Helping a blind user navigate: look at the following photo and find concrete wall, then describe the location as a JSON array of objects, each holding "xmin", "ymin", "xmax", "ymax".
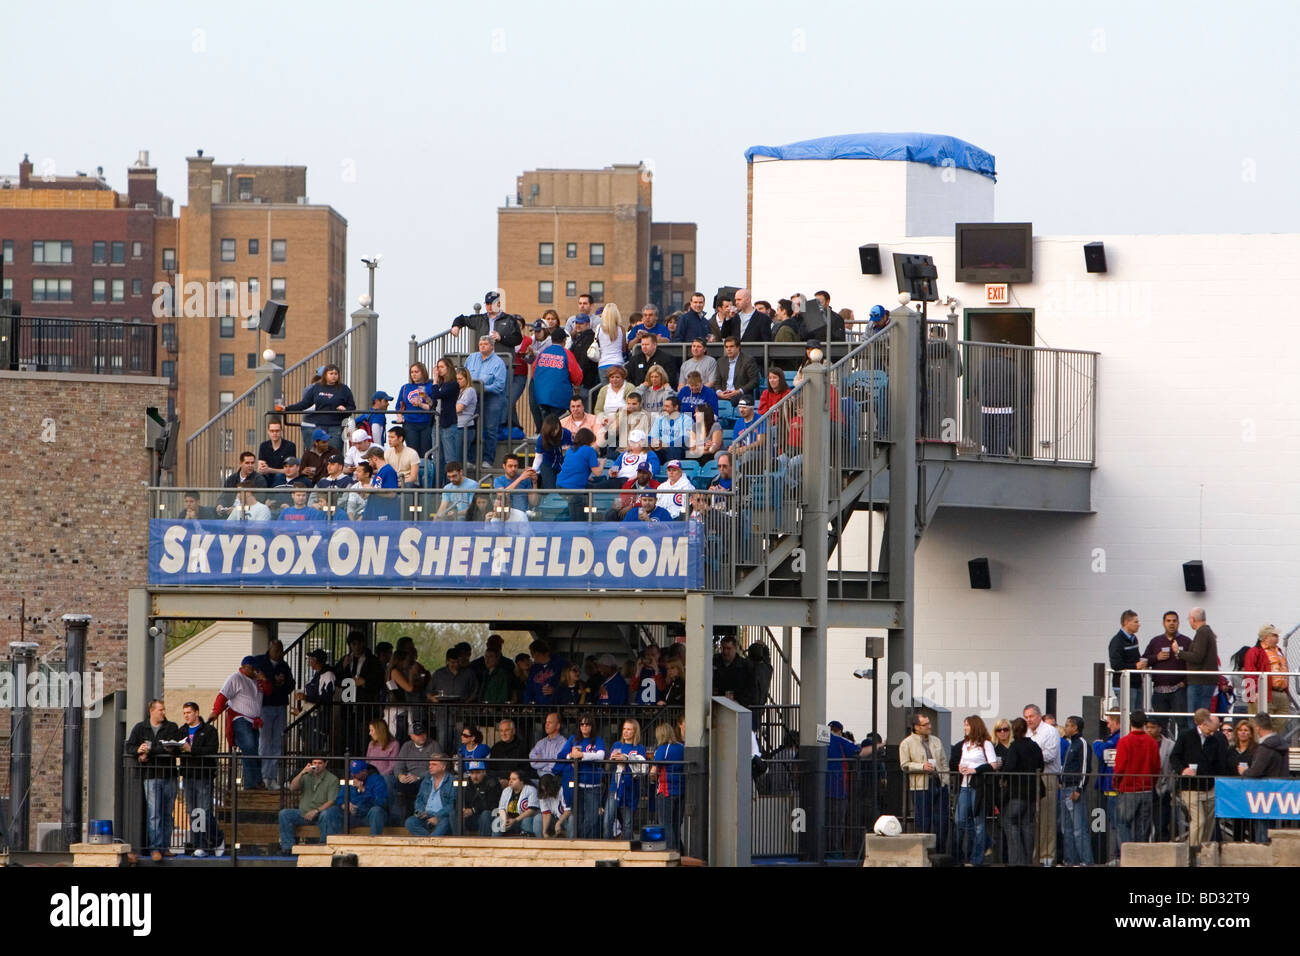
[{"xmin": 750, "ymin": 155, "xmax": 1300, "ymax": 744}]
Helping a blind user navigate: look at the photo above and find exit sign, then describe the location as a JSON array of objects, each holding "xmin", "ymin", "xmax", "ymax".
[{"xmin": 985, "ymin": 283, "xmax": 1009, "ymax": 305}]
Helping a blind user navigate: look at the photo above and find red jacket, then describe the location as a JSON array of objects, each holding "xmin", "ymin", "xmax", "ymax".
[{"xmin": 1113, "ymin": 729, "xmax": 1161, "ymax": 792}]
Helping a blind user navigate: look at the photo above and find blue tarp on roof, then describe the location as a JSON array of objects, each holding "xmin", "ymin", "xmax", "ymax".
[{"xmin": 744, "ymin": 132, "xmax": 996, "ymax": 181}]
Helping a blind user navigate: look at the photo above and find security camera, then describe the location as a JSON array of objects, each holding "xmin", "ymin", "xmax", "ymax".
[
  {"xmin": 148, "ymin": 625, "xmax": 162, "ymax": 639},
  {"xmin": 853, "ymin": 667, "xmax": 874, "ymax": 679}
]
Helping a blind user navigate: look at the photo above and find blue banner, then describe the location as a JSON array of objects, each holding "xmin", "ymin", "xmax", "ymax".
[
  {"xmin": 149, "ymin": 519, "xmax": 702, "ymax": 590},
  {"xmin": 1214, "ymin": 778, "xmax": 1300, "ymax": 820}
]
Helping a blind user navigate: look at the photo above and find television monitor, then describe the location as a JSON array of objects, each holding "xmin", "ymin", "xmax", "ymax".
[
  {"xmin": 955, "ymin": 222, "xmax": 1033, "ymax": 284},
  {"xmin": 892, "ymin": 253, "xmax": 940, "ymax": 302}
]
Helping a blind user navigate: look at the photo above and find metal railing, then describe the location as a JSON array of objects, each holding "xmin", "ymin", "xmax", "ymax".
[
  {"xmin": 928, "ymin": 336, "xmax": 1097, "ymax": 465},
  {"xmin": 2, "ymin": 315, "xmax": 157, "ymax": 375},
  {"xmin": 280, "ymin": 325, "xmax": 362, "ymax": 416},
  {"xmin": 184, "ymin": 376, "xmax": 275, "ymax": 486},
  {"xmin": 1110, "ymin": 667, "xmax": 1300, "ymax": 744}
]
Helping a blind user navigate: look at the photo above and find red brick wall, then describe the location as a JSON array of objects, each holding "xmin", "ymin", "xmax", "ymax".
[{"xmin": 0, "ymin": 371, "xmax": 166, "ymax": 843}]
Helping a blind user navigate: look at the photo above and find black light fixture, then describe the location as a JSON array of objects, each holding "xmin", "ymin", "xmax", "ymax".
[{"xmin": 1084, "ymin": 241, "xmax": 1107, "ymax": 274}]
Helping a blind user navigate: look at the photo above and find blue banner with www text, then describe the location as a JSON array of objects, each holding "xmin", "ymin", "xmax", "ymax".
[
  {"xmin": 1214, "ymin": 778, "xmax": 1300, "ymax": 820},
  {"xmin": 149, "ymin": 520, "xmax": 702, "ymax": 590}
]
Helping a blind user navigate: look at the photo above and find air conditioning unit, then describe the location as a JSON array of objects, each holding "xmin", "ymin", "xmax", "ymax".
[{"xmin": 36, "ymin": 821, "xmax": 66, "ymax": 852}]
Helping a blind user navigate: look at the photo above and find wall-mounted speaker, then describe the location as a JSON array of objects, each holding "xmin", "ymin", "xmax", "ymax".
[
  {"xmin": 262, "ymin": 299, "xmax": 288, "ymax": 336},
  {"xmin": 1084, "ymin": 241, "xmax": 1107, "ymax": 274},
  {"xmin": 1182, "ymin": 560, "xmax": 1206, "ymax": 593},
  {"xmin": 858, "ymin": 243, "xmax": 882, "ymax": 275},
  {"xmin": 968, "ymin": 557, "xmax": 992, "ymax": 590}
]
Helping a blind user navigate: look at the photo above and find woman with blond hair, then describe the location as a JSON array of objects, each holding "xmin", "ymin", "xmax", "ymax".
[
  {"xmin": 604, "ymin": 718, "xmax": 647, "ymax": 839},
  {"xmin": 594, "ymin": 303, "xmax": 627, "ymax": 385},
  {"xmin": 640, "ymin": 364, "xmax": 672, "ymax": 415}
]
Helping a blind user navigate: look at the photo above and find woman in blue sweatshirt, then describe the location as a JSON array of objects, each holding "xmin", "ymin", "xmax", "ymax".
[
  {"xmin": 652, "ymin": 722, "xmax": 685, "ymax": 852},
  {"xmin": 280, "ymin": 364, "xmax": 356, "ymax": 453},
  {"xmin": 559, "ymin": 715, "xmax": 606, "ymax": 839},
  {"xmin": 603, "ymin": 719, "xmax": 647, "ymax": 839}
]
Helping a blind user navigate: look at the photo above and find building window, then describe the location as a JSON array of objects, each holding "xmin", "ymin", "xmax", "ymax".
[
  {"xmin": 566, "ymin": 242, "xmax": 577, "ymax": 259},
  {"xmin": 162, "ymin": 323, "xmax": 176, "ymax": 351},
  {"xmin": 34, "ymin": 240, "xmax": 73, "ymax": 264},
  {"xmin": 32, "ymin": 278, "xmax": 73, "ymax": 302},
  {"xmin": 219, "ymin": 278, "xmax": 237, "ymax": 316},
  {"xmin": 111, "ymin": 279, "xmax": 125, "ymax": 302},
  {"xmin": 247, "ymin": 353, "xmax": 258, "ymax": 370},
  {"xmin": 93, "ymin": 279, "xmax": 106, "ymax": 303},
  {"xmin": 2, "ymin": 278, "xmax": 11, "ymax": 299},
  {"xmin": 2, "ymin": 239, "xmax": 11, "ymax": 264},
  {"xmin": 538, "ymin": 281, "xmax": 554, "ymax": 304},
  {"xmin": 538, "ymin": 242, "xmax": 554, "ymax": 266},
  {"xmin": 271, "ymin": 239, "xmax": 286, "ymax": 262},
  {"xmin": 221, "ymin": 238, "xmax": 236, "ymax": 262},
  {"xmin": 111, "ymin": 241, "xmax": 125, "ymax": 264},
  {"xmin": 219, "ymin": 391, "xmax": 235, "ymax": 408},
  {"xmin": 565, "ymin": 280, "xmax": 577, "ymax": 298},
  {"xmin": 589, "ymin": 243, "xmax": 605, "ymax": 266},
  {"xmin": 132, "ymin": 241, "xmax": 143, "ymax": 259},
  {"xmin": 131, "ymin": 279, "xmax": 143, "ymax": 296},
  {"xmin": 238, "ymin": 177, "xmax": 253, "ymax": 200},
  {"xmin": 671, "ymin": 253, "xmax": 684, "ymax": 277},
  {"xmin": 162, "ymin": 248, "xmax": 176, "ymax": 271},
  {"xmin": 671, "ymin": 290, "xmax": 684, "ymax": 310},
  {"xmin": 248, "ymin": 238, "xmax": 259, "ymax": 256},
  {"xmin": 162, "ymin": 360, "xmax": 175, "ymax": 384},
  {"xmin": 219, "ymin": 353, "xmax": 235, "ymax": 376},
  {"xmin": 93, "ymin": 241, "xmax": 107, "ymax": 264},
  {"xmin": 271, "ymin": 277, "xmax": 286, "ymax": 300},
  {"xmin": 589, "ymin": 281, "xmax": 604, "ymax": 302},
  {"xmin": 219, "ymin": 315, "xmax": 235, "ymax": 338},
  {"xmin": 247, "ymin": 277, "xmax": 260, "ymax": 308}
]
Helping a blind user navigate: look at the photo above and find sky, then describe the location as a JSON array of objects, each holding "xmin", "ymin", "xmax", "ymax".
[{"xmin": 7, "ymin": 0, "xmax": 1297, "ymax": 392}]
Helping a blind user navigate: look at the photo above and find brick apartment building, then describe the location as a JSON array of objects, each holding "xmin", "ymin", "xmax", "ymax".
[
  {"xmin": 497, "ymin": 164, "xmax": 696, "ymax": 320},
  {"xmin": 1, "ymin": 151, "xmax": 347, "ymax": 479}
]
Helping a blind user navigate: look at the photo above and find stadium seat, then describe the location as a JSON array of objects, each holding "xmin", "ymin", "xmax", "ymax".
[
  {"xmin": 534, "ymin": 494, "xmax": 570, "ymax": 521},
  {"xmin": 697, "ymin": 460, "xmax": 719, "ymax": 481}
]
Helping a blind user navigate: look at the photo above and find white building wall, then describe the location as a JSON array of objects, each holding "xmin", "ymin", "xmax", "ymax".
[{"xmin": 751, "ymin": 157, "xmax": 1300, "ymax": 744}]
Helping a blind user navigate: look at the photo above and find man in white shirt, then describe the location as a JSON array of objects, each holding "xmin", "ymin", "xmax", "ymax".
[
  {"xmin": 210, "ymin": 656, "xmax": 267, "ymax": 790},
  {"xmin": 384, "ymin": 425, "xmax": 421, "ymax": 486},
  {"xmin": 344, "ymin": 428, "xmax": 374, "ymax": 476},
  {"xmin": 226, "ymin": 484, "xmax": 272, "ymax": 521},
  {"xmin": 1025, "ymin": 703, "xmax": 1061, "ymax": 865},
  {"xmin": 657, "ymin": 460, "xmax": 695, "ymax": 518}
]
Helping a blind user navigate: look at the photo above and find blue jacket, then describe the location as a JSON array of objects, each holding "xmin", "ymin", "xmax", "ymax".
[
  {"xmin": 1093, "ymin": 730, "xmax": 1121, "ymax": 793},
  {"xmin": 414, "ymin": 771, "xmax": 455, "ymax": 817},
  {"xmin": 608, "ymin": 743, "xmax": 646, "ymax": 806},
  {"xmin": 525, "ymin": 655, "xmax": 568, "ymax": 705},
  {"xmin": 654, "ymin": 742, "xmax": 685, "ymax": 797},
  {"xmin": 827, "ymin": 733, "xmax": 861, "ymax": 799},
  {"xmin": 255, "ymin": 655, "xmax": 296, "ymax": 707},
  {"xmin": 283, "ymin": 382, "xmax": 356, "ymax": 427},
  {"xmin": 397, "ymin": 382, "xmax": 434, "ymax": 425},
  {"xmin": 597, "ymin": 673, "xmax": 628, "ymax": 706},
  {"xmin": 337, "ymin": 765, "xmax": 388, "ymax": 813},
  {"xmin": 559, "ymin": 734, "xmax": 606, "ymax": 789},
  {"xmin": 673, "ymin": 310, "xmax": 710, "ymax": 343},
  {"xmin": 1061, "ymin": 735, "xmax": 1090, "ymax": 791},
  {"xmin": 531, "ymin": 344, "xmax": 580, "ymax": 408},
  {"xmin": 466, "ymin": 351, "xmax": 507, "ymax": 396}
]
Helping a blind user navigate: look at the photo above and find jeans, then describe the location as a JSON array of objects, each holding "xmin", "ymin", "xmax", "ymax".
[
  {"xmin": 481, "ymin": 390, "xmax": 506, "ymax": 464},
  {"xmin": 186, "ymin": 777, "xmax": 213, "ymax": 850},
  {"xmin": 232, "ymin": 717, "xmax": 262, "ymax": 789},
  {"xmin": 259, "ymin": 705, "xmax": 285, "ymax": 787},
  {"xmin": 1059, "ymin": 789, "xmax": 1093, "ymax": 864},
  {"xmin": 603, "ymin": 795, "xmax": 637, "ymax": 840},
  {"xmin": 1152, "ymin": 687, "xmax": 1188, "ymax": 735},
  {"xmin": 912, "ymin": 782, "xmax": 950, "ymax": 855},
  {"xmin": 404, "ymin": 420, "xmax": 434, "ymax": 459},
  {"xmin": 278, "ymin": 808, "xmax": 326, "ymax": 849},
  {"xmin": 1187, "ymin": 683, "xmax": 1216, "ymax": 719},
  {"xmin": 1115, "ymin": 790, "xmax": 1153, "ymax": 846},
  {"xmin": 405, "ymin": 813, "xmax": 453, "ymax": 837},
  {"xmin": 1003, "ymin": 797, "xmax": 1036, "ymax": 865},
  {"xmin": 656, "ymin": 794, "xmax": 682, "ymax": 852},
  {"xmin": 440, "ymin": 424, "xmax": 463, "ymax": 475},
  {"xmin": 575, "ymin": 785, "xmax": 602, "ymax": 839},
  {"xmin": 482, "ymin": 810, "xmax": 542, "ymax": 837},
  {"xmin": 956, "ymin": 786, "xmax": 987, "ymax": 865},
  {"xmin": 320, "ymin": 804, "xmax": 386, "ymax": 837},
  {"xmin": 143, "ymin": 777, "xmax": 176, "ymax": 852}
]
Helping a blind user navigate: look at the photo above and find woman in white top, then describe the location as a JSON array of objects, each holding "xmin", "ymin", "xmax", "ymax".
[
  {"xmin": 593, "ymin": 364, "xmax": 630, "ymax": 434},
  {"xmin": 595, "ymin": 303, "xmax": 627, "ymax": 385},
  {"xmin": 956, "ymin": 714, "xmax": 1000, "ymax": 866}
]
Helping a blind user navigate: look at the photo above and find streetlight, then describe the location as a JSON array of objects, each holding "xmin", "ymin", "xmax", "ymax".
[{"xmin": 360, "ymin": 254, "xmax": 383, "ymax": 310}]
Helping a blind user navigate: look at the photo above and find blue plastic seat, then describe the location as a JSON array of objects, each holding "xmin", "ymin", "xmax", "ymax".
[{"xmin": 535, "ymin": 493, "xmax": 570, "ymax": 521}]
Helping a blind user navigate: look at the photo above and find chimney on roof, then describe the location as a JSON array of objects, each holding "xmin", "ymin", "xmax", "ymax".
[{"xmin": 19, "ymin": 154, "xmax": 32, "ymax": 188}]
